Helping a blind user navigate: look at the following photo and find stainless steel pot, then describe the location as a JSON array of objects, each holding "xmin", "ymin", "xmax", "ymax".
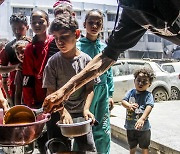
[
  {"xmin": 0, "ymin": 112, "xmax": 50, "ymax": 146},
  {"xmin": 56, "ymin": 117, "xmax": 92, "ymax": 138},
  {"xmin": 3, "ymin": 105, "xmax": 44, "ymax": 124}
]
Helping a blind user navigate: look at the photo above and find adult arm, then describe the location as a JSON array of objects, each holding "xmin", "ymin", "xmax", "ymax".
[
  {"xmin": 43, "ymin": 9, "xmax": 147, "ymax": 113},
  {"xmin": 43, "ymin": 53, "xmax": 115, "ymax": 113}
]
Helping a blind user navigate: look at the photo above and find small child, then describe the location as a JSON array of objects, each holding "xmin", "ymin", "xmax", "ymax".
[
  {"xmin": 12, "ymin": 39, "xmax": 30, "ymax": 105},
  {"xmin": 43, "ymin": 14, "xmax": 97, "ymax": 152},
  {"xmin": 121, "ymin": 68, "xmax": 155, "ymax": 154}
]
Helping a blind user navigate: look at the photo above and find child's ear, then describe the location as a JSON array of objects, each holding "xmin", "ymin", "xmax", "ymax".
[{"xmin": 75, "ymin": 29, "xmax": 80, "ymax": 39}]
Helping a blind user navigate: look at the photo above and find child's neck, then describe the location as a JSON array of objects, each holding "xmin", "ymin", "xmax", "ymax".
[
  {"xmin": 62, "ymin": 47, "xmax": 80, "ymax": 59},
  {"xmin": 86, "ymin": 33, "xmax": 98, "ymax": 42},
  {"xmin": 36, "ymin": 32, "xmax": 48, "ymax": 42}
]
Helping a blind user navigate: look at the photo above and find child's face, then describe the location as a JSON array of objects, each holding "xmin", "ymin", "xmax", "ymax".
[
  {"xmin": 31, "ymin": 11, "xmax": 49, "ymax": 35},
  {"xmin": 84, "ymin": 11, "xmax": 103, "ymax": 37},
  {"xmin": 134, "ymin": 73, "xmax": 151, "ymax": 92},
  {"xmin": 11, "ymin": 22, "xmax": 28, "ymax": 40},
  {"xmin": 53, "ymin": 29, "xmax": 77, "ymax": 54},
  {"xmin": 15, "ymin": 44, "xmax": 26, "ymax": 63}
]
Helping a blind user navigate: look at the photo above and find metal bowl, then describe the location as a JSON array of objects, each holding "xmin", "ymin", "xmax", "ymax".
[
  {"xmin": 0, "ymin": 113, "xmax": 50, "ymax": 146},
  {"xmin": 56, "ymin": 117, "xmax": 92, "ymax": 138}
]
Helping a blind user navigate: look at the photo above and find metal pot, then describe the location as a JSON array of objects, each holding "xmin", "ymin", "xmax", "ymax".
[
  {"xmin": 3, "ymin": 105, "xmax": 44, "ymax": 124},
  {"xmin": 56, "ymin": 117, "xmax": 92, "ymax": 138},
  {"xmin": 0, "ymin": 112, "xmax": 50, "ymax": 146}
]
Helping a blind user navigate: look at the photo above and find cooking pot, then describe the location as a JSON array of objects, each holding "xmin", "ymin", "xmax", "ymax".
[
  {"xmin": 45, "ymin": 138, "xmax": 99, "ymax": 154},
  {"xmin": 3, "ymin": 105, "xmax": 43, "ymax": 124},
  {"xmin": 56, "ymin": 117, "xmax": 92, "ymax": 138},
  {"xmin": 0, "ymin": 112, "xmax": 50, "ymax": 146}
]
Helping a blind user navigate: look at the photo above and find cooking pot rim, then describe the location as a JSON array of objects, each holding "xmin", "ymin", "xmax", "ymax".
[
  {"xmin": 56, "ymin": 118, "xmax": 92, "ymax": 127},
  {"xmin": 0, "ymin": 113, "xmax": 50, "ymax": 127}
]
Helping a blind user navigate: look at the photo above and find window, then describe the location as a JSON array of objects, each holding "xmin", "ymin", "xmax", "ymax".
[
  {"xmin": 148, "ymin": 34, "xmax": 161, "ymax": 42},
  {"xmin": 13, "ymin": 7, "xmax": 33, "ymax": 16},
  {"xmin": 48, "ymin": 9, "xmax": 53, "ymax": 15},
  {"xmin": 74, "ymin": 11, "xmax": 81, "ymax": 19},
  {"xmin": 107, "ymin": 13, "xmax": 116, "ymax": 21},
  {"xmin": 162, "ymin": 65, "xmax": 175, "ymax": 73},
  {"xmin": 112, "ymin": 62, "xmax": 129, "ymax": 76}
]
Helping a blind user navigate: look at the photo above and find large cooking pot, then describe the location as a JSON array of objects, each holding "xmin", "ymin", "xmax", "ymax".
[
  {"xmin": 0, "ymin": 112, "xmax": 50, "ymax": 146},
  {"xmin": 3, "ymin": 105, "xmax": 44, "ymax": 124},
  {"xmin": 56, "ymin": 117, "xmax": 92, "ymax": 138}
]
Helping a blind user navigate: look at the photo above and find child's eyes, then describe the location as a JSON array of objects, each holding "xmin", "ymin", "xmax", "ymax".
[
  {"xmin": 88, "ymin": 21, "xmax": 102, "ymax": 26},
  {"xmin": 32, "ymin": 21, "xmax": 44, "ymax": 25}
]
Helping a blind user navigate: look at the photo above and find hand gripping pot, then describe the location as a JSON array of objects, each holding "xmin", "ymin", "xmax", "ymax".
[{"xmin": 56, "ymin": 117, "xmax": 92, "ymax": 138}]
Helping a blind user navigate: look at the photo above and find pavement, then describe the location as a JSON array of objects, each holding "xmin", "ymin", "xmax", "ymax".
[{"xmin": 110, "ymin": 100, "xmax": 180, "ymax": 154}]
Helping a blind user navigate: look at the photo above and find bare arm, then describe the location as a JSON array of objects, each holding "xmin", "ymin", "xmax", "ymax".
[
  {"xmin": 83, "ymin": 80, "xmax": 95, "ymax": 122},
  {"xmin": 43, "ymin": 53, "xmax": 115, "ymax": 113},
  {"xmin": 0, "ymin": 64, "xmax": 19, "ymax": 74},
  {"xmin": 135, "ymin": 105, "xmax": 153, "ymax": 130}
]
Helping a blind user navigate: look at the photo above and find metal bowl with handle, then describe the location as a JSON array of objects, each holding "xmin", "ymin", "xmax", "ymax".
[
  {"xmin": 56, "ymin": 117, "xmax": 92, "ymax": 138},
  {"xmin": 0, "ymin": 105, "xmax": 50, "ymax": 146}
]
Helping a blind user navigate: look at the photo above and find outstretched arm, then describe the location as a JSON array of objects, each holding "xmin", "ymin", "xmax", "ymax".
[{"xmin": 43, "ymin": 53, "xmax": 115, "ymax": 113}]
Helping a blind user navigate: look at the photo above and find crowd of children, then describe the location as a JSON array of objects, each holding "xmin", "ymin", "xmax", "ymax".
[{"xmin": 0, "ymin": 0, "xmax": 155, "ymax": 154}]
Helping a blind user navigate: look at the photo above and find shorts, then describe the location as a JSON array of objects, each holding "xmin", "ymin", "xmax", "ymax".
[{"xmin": 127, "ymin": 129, "xmax": 151, "ymax": 149}]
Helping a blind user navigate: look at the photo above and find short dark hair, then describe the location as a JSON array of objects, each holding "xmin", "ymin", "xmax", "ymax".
[
  {"xmin": 30, "ymin": 9, "xmax": 49, "ymax": 23},
  {"xmin": 134, "ymin": 68, "xmax": 156, "ymax": 84},
  {"xmin": 85, "ymin": 9, "xmax": 104, "ymax": 22},
  {"xmin": 10, "ymin": 13, "xmax": 28, "ymax": 26},
  {"xmin": 50, "ymin": 15, "xmax": 78, "ymax": 33}
]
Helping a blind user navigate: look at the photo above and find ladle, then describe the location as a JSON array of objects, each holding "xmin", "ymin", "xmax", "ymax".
[{"xmin": 3, "ymin": 105, "xmax": 44, "ymax": 125}]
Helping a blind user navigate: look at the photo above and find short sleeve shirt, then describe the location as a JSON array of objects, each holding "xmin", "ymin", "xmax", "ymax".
[
  {"xmin": 43, "ymin": 51, "xmax": 92, "ymax": 113},
  {"xmin": 123, "ymin": 89, "xmax": 154, "ymax": 131}
]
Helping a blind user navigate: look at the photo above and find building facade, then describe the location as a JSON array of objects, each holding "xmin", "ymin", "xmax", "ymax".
[{"xmin": 0, "ymin": 0, "xmax": 176, "ymax": 59}]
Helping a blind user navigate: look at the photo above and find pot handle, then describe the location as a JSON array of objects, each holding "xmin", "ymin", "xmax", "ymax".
[
  {"xmin": 90, "ymin": 118, "xmax": 99, "ymax": 126},
  {"xmin": 33, "ymin": 107, "xmax": 44, "ymax": 116}
]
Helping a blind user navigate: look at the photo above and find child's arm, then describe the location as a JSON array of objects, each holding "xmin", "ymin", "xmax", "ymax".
[
  {"xmin": 83, "ymin": 80, "xmax": 95, "ymax": 123},
  {"xmin": 121, "ymin": 99, "xmax": 138, "ymax": 111},
  {"xmin": 59, "ymin": 107, "xmax": 73, "ymax": 124},
  {"xmin": 14, "ymin": 83, "xmax": 22, "ymax": 105},
  {"xmin": 0, "ymin": 64, "xmax": 20, "ymax": 74},
  {"xmin": 135, "ymin": 105, "xmax": 153, "ymax": 130}
]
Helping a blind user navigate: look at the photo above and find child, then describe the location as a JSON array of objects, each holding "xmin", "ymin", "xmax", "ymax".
[
  {"xmin": 22, "ymin": 9, "xmax": 53, "ymax": 109},
  {"xmin": 22, "ymin": 9, "xmax": 54, "ymax": 154},
  {"xmin": 12, "ymin": 39, "xmax": 30, "ymax": 105},
  {"xmin": 53, "ymin": 0, "xmax": 74, "ymax": 17},
  {"xmin": 76, "ymin": 9, "xmax": 114, "ymax": 154},
  {"xmin": 43, "ymin": 15, "xmax": 97, "ymax": 152},
  {"xmin": 121, "ymin": 68, "xmax": 155, "ymax": 154},
  {"xmin": 0, "ymin": 13, "xmax": 29, "ymax": 106}
]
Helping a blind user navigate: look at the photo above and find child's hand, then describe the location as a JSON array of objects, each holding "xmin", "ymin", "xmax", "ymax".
[
  {"xmin": 0, "ymin": 98, "xmax": 10, "ymax": 112},
  {"xmin": 15, "ymin": 64, "xmax": 22, "ymax": 71},
  {"xmin": 83, "ymin": 109, "xmax": 95, "ymax": 123},
  {"xmin": 135, "ymin": 118, "xmax": 145, "ymax": 130},
  {"xmin": 60, "ymin": 109, "xmax": 73, "ymax": 124},
  {"xmin": 109, "ymin": 97, "xmax": 114, "ymax": 111},
  {"xmin": 128, "ymin": 103, "xmax": 139, "ymax": 111}
]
